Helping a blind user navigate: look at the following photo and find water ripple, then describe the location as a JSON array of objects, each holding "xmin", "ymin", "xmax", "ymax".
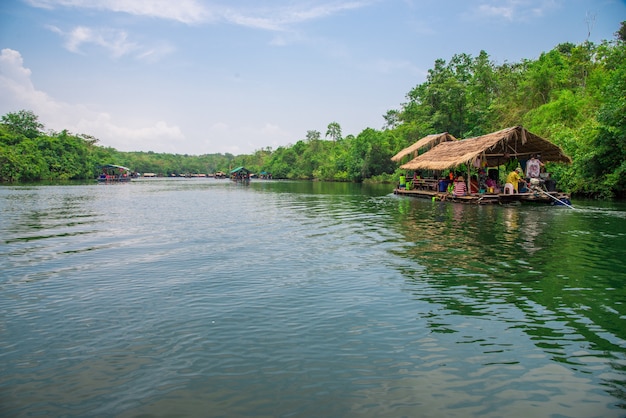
[{"xmin": 1, "ymin": 182, "xmax": 625, "ymax": 417}]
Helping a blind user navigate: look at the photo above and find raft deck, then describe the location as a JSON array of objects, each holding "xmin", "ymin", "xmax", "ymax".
[{"xmin": 394, "ymin": 187, "xmax": 571, "ymax": 205}]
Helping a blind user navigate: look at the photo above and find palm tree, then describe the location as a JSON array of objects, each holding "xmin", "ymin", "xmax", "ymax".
[{"xmin": 325, "ymin": 122, "xmax": 342, "ymax": 142}]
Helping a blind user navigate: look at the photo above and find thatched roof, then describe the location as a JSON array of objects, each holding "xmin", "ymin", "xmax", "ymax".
[
  {"xmin": 400, "ymin": 126, "xmax": 571, "ymax": 171},
  {"xmin": 391, "ymin": 132, "xmax": 457, "ymax": 162}
]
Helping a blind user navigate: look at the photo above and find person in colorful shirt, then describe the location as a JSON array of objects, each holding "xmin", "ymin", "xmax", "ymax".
[
  {"xmin": 525, "ymin": 154, "xmax": 545, "ymax": 179},
  {"xmin": 453, "ymin": 175, "xmax": 468, "ymax": 196}
]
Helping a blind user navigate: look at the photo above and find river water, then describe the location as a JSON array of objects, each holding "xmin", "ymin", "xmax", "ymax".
[{"xmin": 1, "ymin": 178, "xmax": 625, "ymax": 418}]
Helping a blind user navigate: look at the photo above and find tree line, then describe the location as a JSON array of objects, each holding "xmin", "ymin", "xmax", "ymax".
[
  {"xmin": 0, "ymin": 110, "xmax": 239, "ymax": 181},
  {"xmin": 1, "ymin": 22, "xmax": 624, "ymax": 197}
]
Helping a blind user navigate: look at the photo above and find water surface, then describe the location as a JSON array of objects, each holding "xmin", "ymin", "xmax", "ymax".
[{"xmin": 1, "ymin": 179, "xmax": 625, "ymax": 417}]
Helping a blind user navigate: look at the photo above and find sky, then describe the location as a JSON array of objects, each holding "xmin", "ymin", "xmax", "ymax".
[{"xmin": 0, "ymin": 0, "xmax": 625, "ymax": 156}]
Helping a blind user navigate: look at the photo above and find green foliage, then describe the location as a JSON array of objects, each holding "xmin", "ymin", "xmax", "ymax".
[
  {"xmin": 0, "ymin": 115, "xmax": 240, "ymax": 182},
  {"xmin": 584, "ymin": 41, "xmax": 626, "ymax": 197},
  {"xmin": 1, "ymin": 110, "xmax": 44, "ymax": 140},
  {"xmin": 389, "ymin": 28, "xmax": 626, "ymax": 197},
  {"xmin": 0, "ymin": 120, "xmax": 100, "ymax": 182}
]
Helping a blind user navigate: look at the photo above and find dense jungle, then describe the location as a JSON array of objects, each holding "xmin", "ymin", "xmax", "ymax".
[{"xmin": 1, "ymin": 22, "xmax": 625, "ymax": 198}]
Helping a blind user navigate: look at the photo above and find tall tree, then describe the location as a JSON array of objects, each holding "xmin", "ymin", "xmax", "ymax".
[
  {"xmin": 465, "ymin": 50, "xmax": 497, "ymax": 136},
  {"xmin": 1, "ymin": 109, "xmax": 44, "ymax": 140},
  {"xmin": 325, "ymin": 122, "xmax": 342, "ymax": 142}
]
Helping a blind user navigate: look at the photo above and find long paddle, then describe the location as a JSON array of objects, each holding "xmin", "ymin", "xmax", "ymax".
[{"xmin": 532, "ymin": 186, "xmax": 575, "ymax": 209}]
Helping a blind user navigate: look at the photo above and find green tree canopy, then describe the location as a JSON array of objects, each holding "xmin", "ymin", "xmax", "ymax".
[{"xmin": 1, "ymin": 110, "xmax": 44, "ymax": 141}]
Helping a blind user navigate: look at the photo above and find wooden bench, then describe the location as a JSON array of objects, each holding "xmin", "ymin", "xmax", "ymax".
[{"xmin": 411, "ymin": 179, "xmax": 439, "ymax": 191}]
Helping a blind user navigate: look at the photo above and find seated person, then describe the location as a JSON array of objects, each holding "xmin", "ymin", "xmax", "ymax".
[
  {"xmin": 439, "ymin": 178, "xmax": 449, "ymax": 192},
  {"xmin": 505, "ymin": 168, "xmax": 524, "ymax": 193},
  {"xmin": 544, "ymin": 173, "xmax": 556, "ymax": 191},
  {"xmin": 485, "ymin": 177, "xmax": 500, "ymax": 193},
  {"xmin": 453, "ymin": 176, "xmax": 467, "ymax": 196},
  {"xmin": 478, "ymin": 168, "xmax": 487, "ymax": 190},
  {"xmin": 519, "ymin": 180, "xmax": 528, "ymax": 193}
]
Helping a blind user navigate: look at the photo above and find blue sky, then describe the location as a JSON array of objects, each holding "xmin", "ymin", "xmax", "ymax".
[{"xmin": 1, "ymin": 0, "xmax": 624, "ymax": 155}]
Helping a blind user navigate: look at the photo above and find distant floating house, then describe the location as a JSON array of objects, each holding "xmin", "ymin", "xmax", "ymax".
[
  {"xmin": 97, "ymin": 164, "xmax": 132, "ymax": 182},
  {"xmin": 230, "ymin": 166, "xmax": 251, "ymax": 181}
]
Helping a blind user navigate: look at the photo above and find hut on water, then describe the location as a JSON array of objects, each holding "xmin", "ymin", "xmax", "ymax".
[
  {"xmin": 399, "ymin": 126, "xmax": 570, "ymax": 172},
  {"xmin": 396, "ymin": 126, "xmax": 572, "ymax": 205},
  {"xmin": 230, "ymin": 166, "xmax": 251, "ymax": 181},
  {"xmin": 97, "ymin": 164, "xmax": 132, "ymax": 182}
]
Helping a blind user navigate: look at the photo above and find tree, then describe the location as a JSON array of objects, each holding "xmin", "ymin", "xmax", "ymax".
[
  {"xmin": 325, "ymin": 122, "xmax": 342, "ymax": 142},
  {"xmin": 465, "ymin": 50, "xmax": 497, "ymax": 136},
  {"xmin": 382, "ymin": 110, "xmax": 400, "ymax": 130},
  {"xmin": 1, "ymin": 110, "xmax": 44, "ymax": 140},
  {"xmin": 585, "ymin": 39, "xmax": 626, "ymax": 197},
  {"xmin": 306, "ymin": 130, "xmax": 321, "ymax": 142},
  {"xmin": 615, "ymin": 21, "xmax": 625, "ymax": 43}
]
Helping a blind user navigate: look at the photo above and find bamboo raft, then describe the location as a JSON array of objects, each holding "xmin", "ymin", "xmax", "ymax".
[{"xmin": 394, "ymin": 187, "xmax": 572, "ymax": 206}]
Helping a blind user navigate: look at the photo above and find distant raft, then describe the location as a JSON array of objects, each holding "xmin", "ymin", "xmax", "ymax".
[{"xmin": 97, "ymin": 164, "xmax": 132, "ymax": 182}]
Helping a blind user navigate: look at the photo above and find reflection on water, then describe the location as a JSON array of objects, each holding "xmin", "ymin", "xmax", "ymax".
[
  {"xmin": 1, "ymin": 179, "xmax": 625, "ymax": 417},
  {"xmin": 391, "ymin": 196, "xmax": 626, "ymax": 414}
]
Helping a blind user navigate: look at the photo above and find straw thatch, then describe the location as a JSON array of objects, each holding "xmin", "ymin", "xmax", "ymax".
[
  {"xmin": 399, "ymin": 126, "xmax": 571, "ymax": 171},
  {"xmin": 391, "ymin": 132, "xmax": 457, "ymax": 162}
]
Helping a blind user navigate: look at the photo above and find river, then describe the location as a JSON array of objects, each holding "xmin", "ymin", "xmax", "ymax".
[{"xmin": 1, "ymin": 178, "xmax": 625, "ymax": 417}]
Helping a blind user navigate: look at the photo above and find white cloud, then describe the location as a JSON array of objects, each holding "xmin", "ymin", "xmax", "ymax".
[
  {"xmin": 27, "ymin": 0, "xmax": 376, "ymax": 59},
  {"xmin": 222, "ymin": 11, "xmax": 284, "ymax": 32},
  {"xmin": 0, "ymin": 48, "xmax": 292, "ymax": 155},
  {"xmin": 75, "ymin": 115, "xmax": 185, "ymax": 153},
  {"xmin": 26, "ymin": 0, "xmax": 372, "ymax": 30},
  {"xmin": 468, "ymin": 0, "xmax": 560, "ymax": 22},
  {"xmin": 26, "ymin": 0, "xmax": 212, "ymax": 24},
  {"xmin": 0, "ymin": 48, "xmax": 57, "ymax": 113},
  {"xmin": 46, "ymin": 24, "xmax": 175, "ymax": 60},
  {"xmin": 0, "ymin": 48, "xmax": 185, "ymax": 152},
  {"xmin": 282, "ymin": 1, "xmax": 368, "ymax": 23},
  {"xmin": 0, "ymin": 49, "xmax": 33, "ymax": 87},
  {"xmin": 136, "ymin": 42, "xmax": 176, "ymax": 62},
  {"xmin": 47, "ymin": 25, "xmax": 139, "ymax": 57},
  {"xmin": 0, "ymin": 48, "xmax": 293, "ymax": 154},
  {"xmin": 477, "ymin": 4, "xmax": 515, "ymax": 20},
  {"xmin": 222, "ymin": 1, "xmax": 371, "ymax": 31}
]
